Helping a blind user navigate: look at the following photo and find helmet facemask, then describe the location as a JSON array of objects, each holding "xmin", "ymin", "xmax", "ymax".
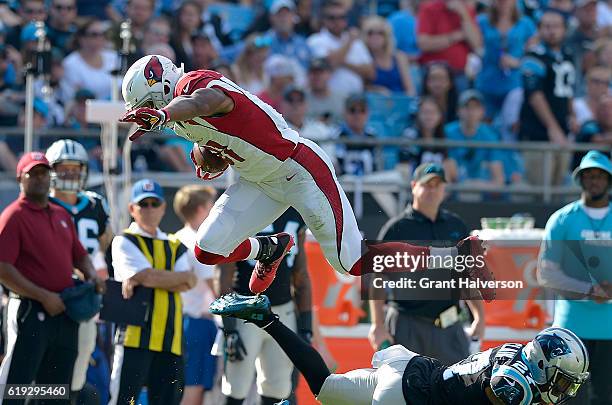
[
  {"xmin": 539, "ymin": 366, "xmax": 588, "ymax": 404},
  {"xmin": 51, "ymin": 161, "xmax": 88, "ymax": 193}
]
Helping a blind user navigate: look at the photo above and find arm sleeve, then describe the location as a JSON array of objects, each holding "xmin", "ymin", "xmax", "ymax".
[
  {"xmin": 174, "ymin": 251, "xmax": 191, "ymax": 273},
  {"xmin": 111, "ymin": 236, "xmax": 152, "ymax": 281},
  {"xmin": 537, "ymin": 213, "xmax": 592, "ymax": 294},
  {"xmin": 416, "ymin": 3, "xmax": 434, "ymax": 34},
  {"xmin": 0, "ymin": 211, "xmax": 20, "ymax": 265},
  {"xmin": 520, "ymin": 54, "xmax": 546, "ymax": 95},
  {"xmin": 97, "ymin": 195, "xmax": 111, "ymax": 236}
]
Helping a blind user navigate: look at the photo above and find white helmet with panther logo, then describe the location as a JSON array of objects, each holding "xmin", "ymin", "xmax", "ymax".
[
  {"xmin": 121, "ymin": 54, "xmax": 184, "ymax": 110},
  {"xmin": 45, "ymin": 139, "xmax": 89, "ymax": 192},
  {"xmin": 523, "ymin": 327, "xmax": 590, "ymax": 404}
]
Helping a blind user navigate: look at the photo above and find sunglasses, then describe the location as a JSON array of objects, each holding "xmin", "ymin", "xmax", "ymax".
[
  {"xmin": 287, "ymin": 97, "xmax": 305, "ymax": 104},
  {"xmin": 348, "ymin": 107, "xmax": 367, "ymax": 114},
  {"xmin": 588, "ymin": 78, "xmax": 610, "ymax": 86},
  {"xmin": 85, "ymin": 31, "xmax": 106, "ymax": 37},
  {"xmin": 325, "ymin": 14, "xmax": 347, "ymax": 21},
  {"xmin": 367, "ymin": 30, "xmax": 385, "ymax": 36},
  {"xmin": 24, "ymin": 7, "xmax": 45, "ymax": 14},
  {"xmin": 137, "ymin": 200, "xmax": 162, "ymax": 208},
  {"xmin": 53, "ymin": 4, "xmax": 76, "ymax": 11}
]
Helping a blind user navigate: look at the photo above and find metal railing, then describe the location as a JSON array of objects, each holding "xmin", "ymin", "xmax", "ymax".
[{"xmin": 0, "ymin": 126, "xmax": 609, "ymax": 205}]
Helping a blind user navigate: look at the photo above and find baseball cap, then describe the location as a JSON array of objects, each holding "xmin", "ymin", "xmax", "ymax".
[
  {"xmin": 283, "ymin": 84, "xmax": 305, "ymax": 101},
  {"xmin": 308, "ymin": 57, "xmax": 331, "ymax": 71},
  {"xmin": 270, "ymin": 0, "xmax": 295, "ymax": 14},
  {"xmin": 345, "ymin": 93, "xmax": 367, "ymax": 109},
  {"xmin": 413, "ymin": 163, "xmax": 446, "ymax": 184},
  {"xmin": 131, "ymin": 179, "xmax": 165, "ymax": 203},
  {"xmin": 16, "ymin": 151, "xmax": 51, "ymax": 178},
  {"xmin": 572, "ymin": 151, "xmax": 612, "ymax": 185},
  {"xmin": 458, "ymin": 89, "xmax": 484, "ymax": 107},
  {"xmin": 264, "ymin": 55, "xmax": 295, "ymax": 78}
]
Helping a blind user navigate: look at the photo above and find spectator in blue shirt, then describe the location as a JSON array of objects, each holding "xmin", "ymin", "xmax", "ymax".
[
  {"xmin": 538, "ymin": 151, "xmax": 612, "ymax": 404},
  {"xmin": 476, "ymin": 0, "xmax": 536, "ymax": 120},
  {"xmin": 265, "ymin": 0, "xmax": 312, "ymax": 70},
  {"xmin": 445, "ymin": 90, "xmax": 505, "ymax": 186},
  {"xmin": 387, "ymin": 0, "xmax": 420, "ymax": 59}
]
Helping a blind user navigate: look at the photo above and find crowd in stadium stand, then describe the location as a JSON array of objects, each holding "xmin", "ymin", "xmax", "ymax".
[{"xmin": 0, "ymin": 0, "xmax": 611, "ymax": 184}]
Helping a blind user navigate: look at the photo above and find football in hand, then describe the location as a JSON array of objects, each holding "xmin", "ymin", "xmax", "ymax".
[{"xmin": 191, "ymin": 144, "xmax": 230, "ymax": 173}]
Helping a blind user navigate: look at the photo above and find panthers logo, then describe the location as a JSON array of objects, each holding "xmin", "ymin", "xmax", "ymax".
[
  {"xmin": 144, "ymin": 56, "xmax": 163, "ymax": 87},
  {"xmin": 536, "ymin": 334, "xmax": 571, "ymax": 361}
]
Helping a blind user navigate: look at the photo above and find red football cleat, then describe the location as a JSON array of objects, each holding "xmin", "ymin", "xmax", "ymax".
[{"xmin": 249, "ymin": 233, "xmax": 295, "ymax": 294}]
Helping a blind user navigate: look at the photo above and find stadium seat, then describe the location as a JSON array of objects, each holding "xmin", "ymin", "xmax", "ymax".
[{"xmin": 365, "ymin": 93, "xmax": 418, "ymax": 170}]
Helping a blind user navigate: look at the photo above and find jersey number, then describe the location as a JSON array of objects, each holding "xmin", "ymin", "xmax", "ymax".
[
  {"xmin": 78, "ymin": 218, "xmax": 100, "ymax": 255},
  {"xmin": 552, "ymin": 62, "xmax": 575, "ymax": 98},
  {"xmin": 204, "ymin": 140, "xmax": 245, "ymax": 165}
]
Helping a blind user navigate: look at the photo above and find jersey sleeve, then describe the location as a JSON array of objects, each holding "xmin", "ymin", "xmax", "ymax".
[
  {"xmin": 520, "ymin": 52, "xmax": 546, "ymax": 95},
  {"xmin": 111, "ymin": 235, "xmax": 152, "ymax": 281},
  {"xmin": 489, "ymin": 366, "xmax": 532, "ymax": 405},
  {"xmin": 416, "ymin": 2, "xmax": 436, "ymax": 34},
  {"xmin": 70, "ymin": 213, "xmax": 89, "ymax": 262},
  {"xmin": 0, "ymin": 209, "xmax": 20, "ymax": 265},
  {"xmin": 87, "ymin": 192, "xmax": 111, "ymax": 236},
  {"xmin": 174, "ymin": 70, "xmax": 225, "ymax": 97}
]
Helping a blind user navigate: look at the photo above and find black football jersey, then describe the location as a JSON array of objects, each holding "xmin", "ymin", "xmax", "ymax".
[
  {"xmin": 438, "ymin": 343, "xmax": 542, "ymax": 404},
  {"xmin": 233, "ymin": 208, "xmax": 306, "ymax": 306},
  {"xmin": 50, "ymin": 191, "xmax": 110, "ymax": 256},
  {"xmin": 519, "ymin": 44, "xmax": 575, "ymax": 141}
]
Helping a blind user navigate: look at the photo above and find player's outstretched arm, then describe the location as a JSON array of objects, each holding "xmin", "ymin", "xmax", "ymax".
[{"xmin": 163, "ymin": 88, "xmax": 234, "ymax": 123}]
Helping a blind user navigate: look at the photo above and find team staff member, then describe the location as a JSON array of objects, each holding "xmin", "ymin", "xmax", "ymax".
[
  {"xmin": 172, "ymin": 185, "xmax": 219, "ymax": 405},
  {"xmin": 369, "ymin": 163, "xmax": 485, "ymax": 365},
  {"xmin": 538, "ymin": 151, "xmax": 612, "ymax": 404},
  {"xmin": 0, "ymin": 152, "xmax": 103, "ymax": 404},
  {"xmin": 218, "ymin": 208, "xmax": 312, "ymax": 405},
  {"xmin": 109, "ymin": 179, "xmax": 197, "ymax": 405}
]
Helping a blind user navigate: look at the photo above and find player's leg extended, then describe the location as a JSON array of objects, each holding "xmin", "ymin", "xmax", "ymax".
[
  {"xmin": 255, "ymin": 301, "xmax": 297, "ymax": 402},
  {"xmin": 194, "ymin": 177, "xmax": 289, "ymax": 265},
  {"xmin": 285, "ymin": 139, "xmax": 363, "ymax": 274},
  {"xmin": 210, "ymin": 294, "xmax": 376, "ymax": 405}
]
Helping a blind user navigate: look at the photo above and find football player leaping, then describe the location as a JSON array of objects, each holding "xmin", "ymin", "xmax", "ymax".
[
  {"xmin": 119, "ymin": 55, "xmax": 492, "ymax": 296},
  {"xmin": 210, "ymin": 293, "xmax": 590, "ymax": 405}
]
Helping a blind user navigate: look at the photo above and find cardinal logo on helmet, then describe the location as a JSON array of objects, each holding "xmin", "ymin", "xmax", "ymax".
[{"xmin": 144, "ymin": 56, "xmax": 163, "ymax": 87}]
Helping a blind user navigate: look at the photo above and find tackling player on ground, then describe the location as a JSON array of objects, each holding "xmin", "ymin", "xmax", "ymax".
[
  {"xmin": 210, "ymin": 293, "xmax": 590, "ymax": 405},
  {"xmin": 119, "ymin": 55, "xmax": 493, "ymax": 297}
]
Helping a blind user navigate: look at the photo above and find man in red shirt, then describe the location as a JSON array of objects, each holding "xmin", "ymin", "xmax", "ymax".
[
  {"xmin": 417, "ymin": 0, "xmax": 482, "ymax": 77},
  {"xmin": 0, "ymin": 152, "xmax": 104, "ymax": 404}
]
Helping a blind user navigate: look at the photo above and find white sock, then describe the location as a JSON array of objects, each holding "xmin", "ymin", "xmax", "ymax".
[{"xmin": 246, "ymin": 237, "xmax": 260, "ymax": 260}]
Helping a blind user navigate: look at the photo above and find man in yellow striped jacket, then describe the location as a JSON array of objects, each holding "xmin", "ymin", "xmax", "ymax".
[{"xmin": 109, "ymin": 179, "xmax": 197, "ymax": 405}]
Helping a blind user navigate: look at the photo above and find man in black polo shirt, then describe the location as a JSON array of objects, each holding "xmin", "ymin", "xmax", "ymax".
[{"xmin": 368, "ymin": 163, "xmax": 485, "ymax": 365}]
